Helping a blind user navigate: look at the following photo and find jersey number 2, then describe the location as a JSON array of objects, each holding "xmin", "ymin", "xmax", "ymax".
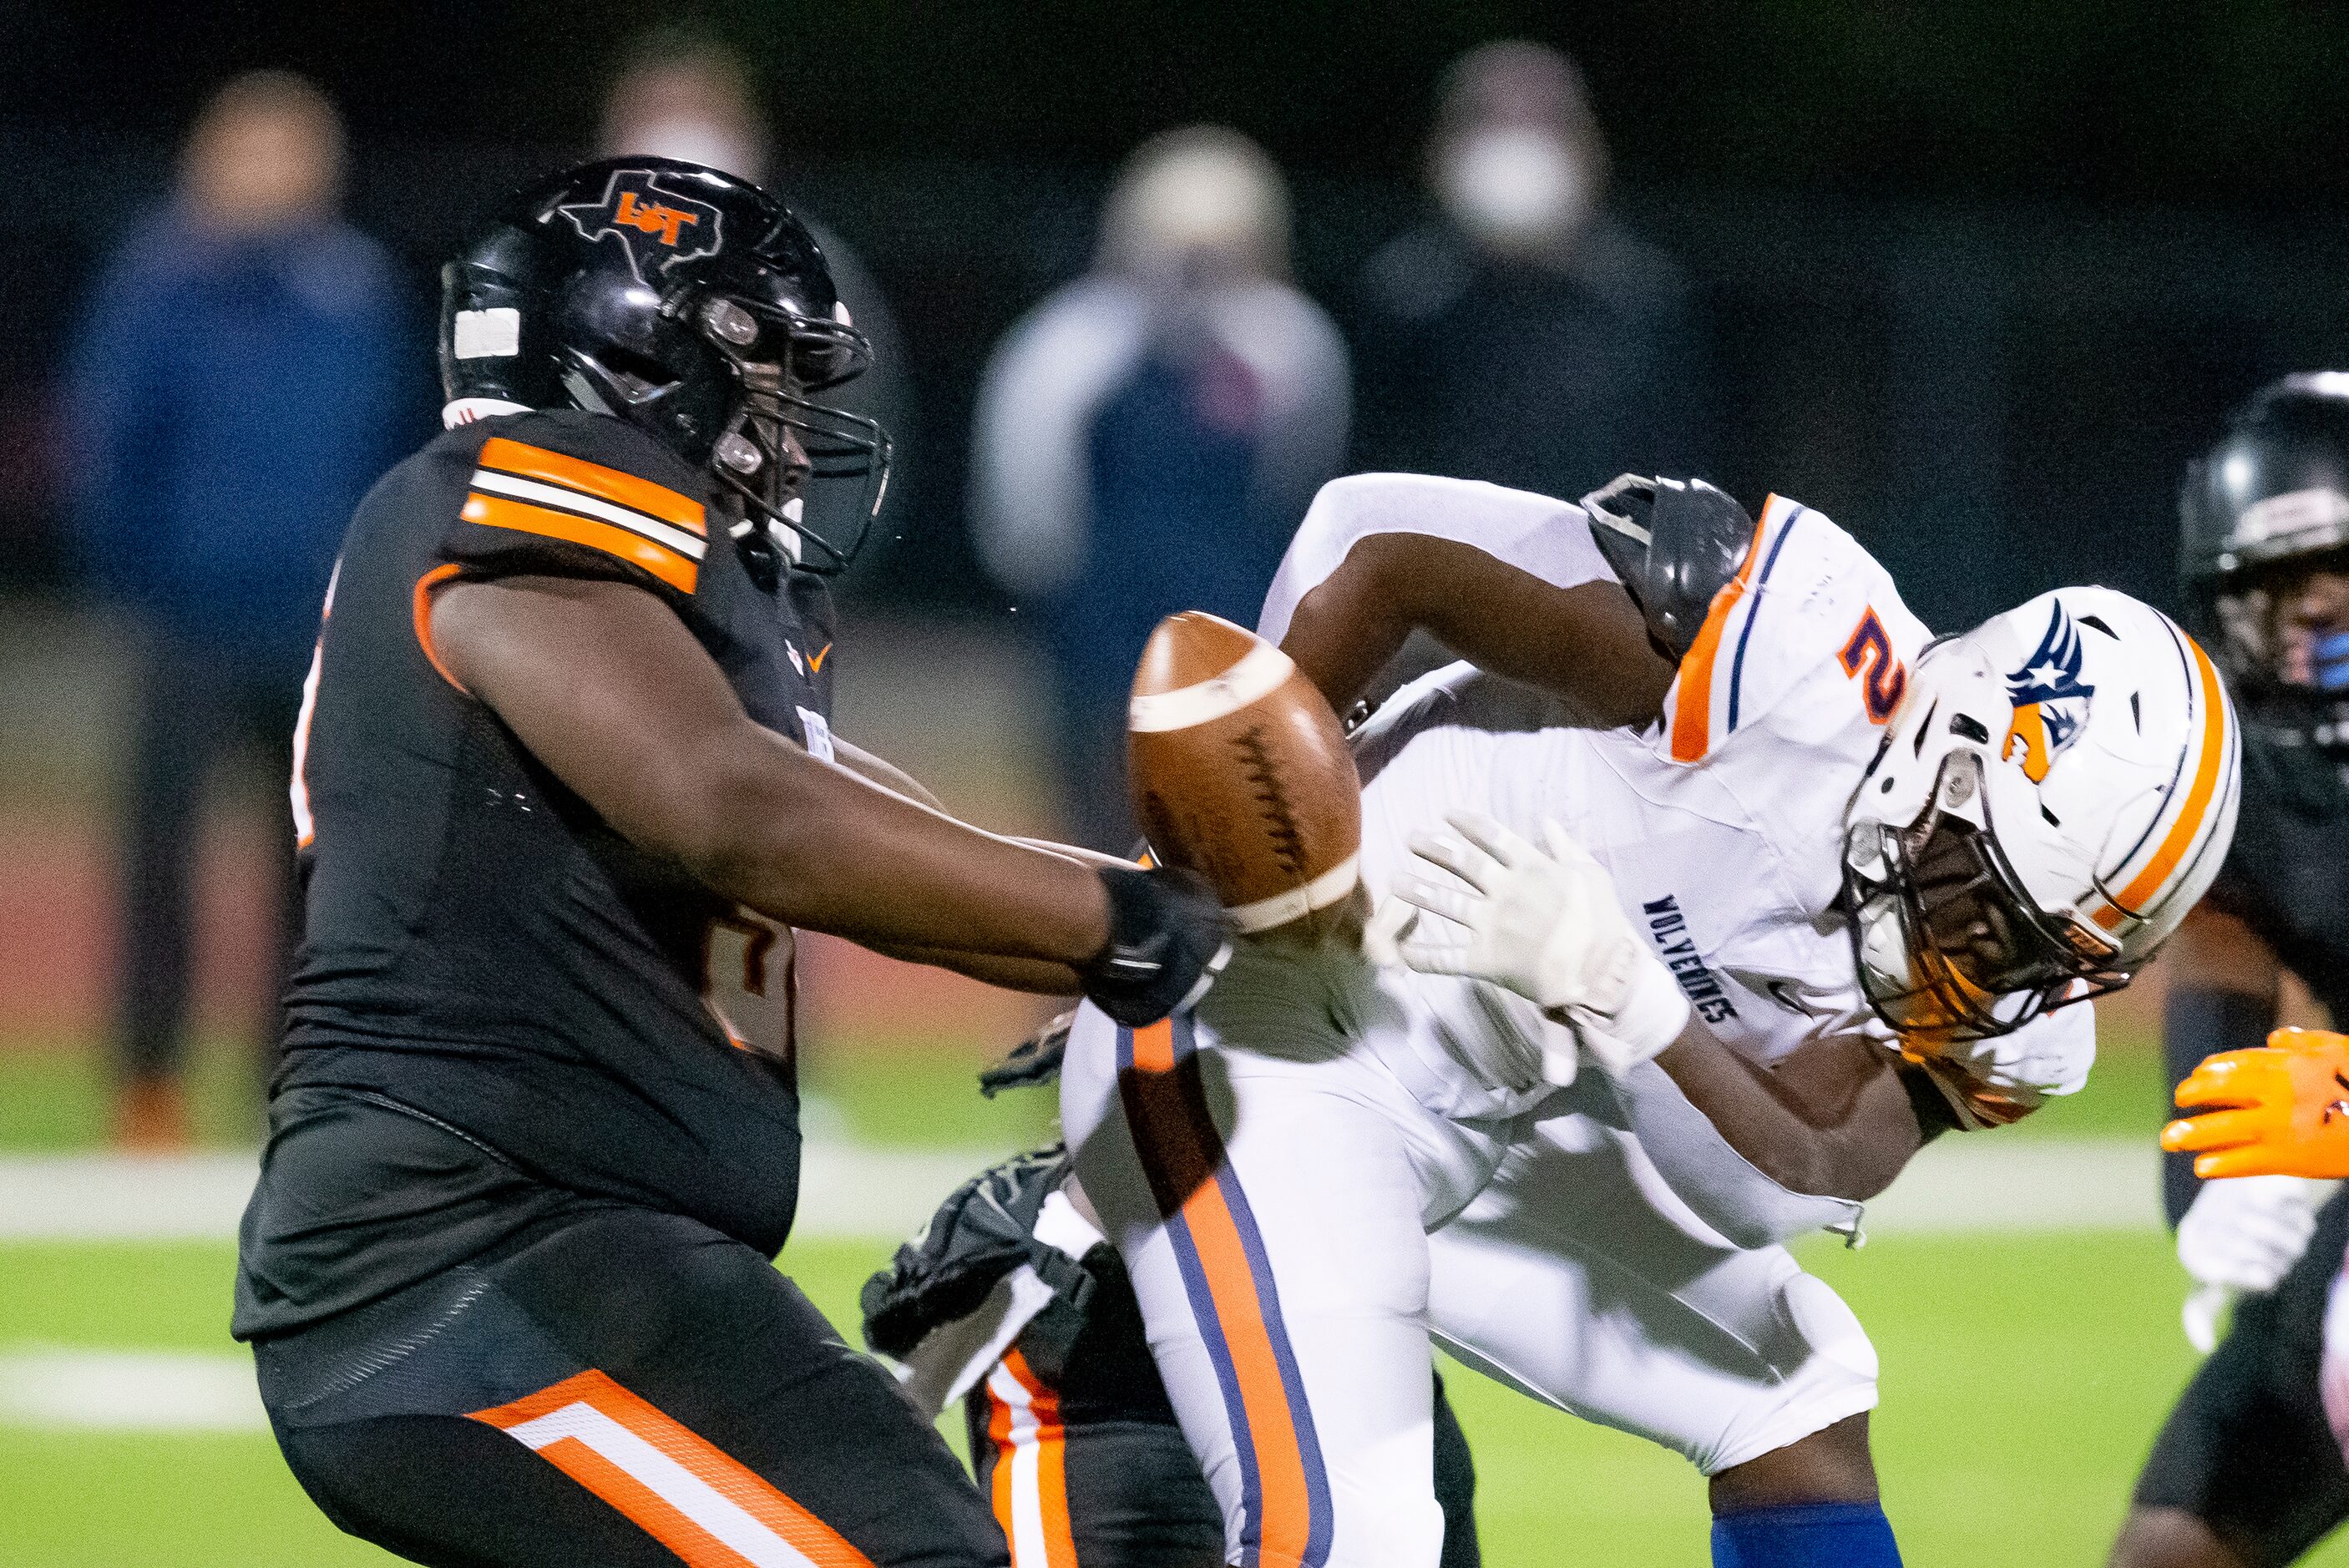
[
  {"xmin": 704, "ymin": 911, "xmax": 793, "ymax": 1065},
  {"xmin": 1839, "ymin": 609, "xmax": 1907, "ymax": 724}
]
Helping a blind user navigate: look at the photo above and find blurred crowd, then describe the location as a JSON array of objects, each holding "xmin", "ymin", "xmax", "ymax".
[{"xmin": 51, "ymin": 33, "xmax": 1713, "ymax": 1146}]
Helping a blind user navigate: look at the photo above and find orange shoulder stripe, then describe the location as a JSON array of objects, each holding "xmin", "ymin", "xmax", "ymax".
[
  {"xmin": 2098, "ymin": 632, "xmax": 2230, "ymax": 927},
  {"xmin": 461, "ymin": 492, "xmax": 699, "ymax": 594},
  {"xmin": 1668, "ymin": 498, "xmax": 1775, "ymax": 762},
  {"xmin": 478, "ymin": 437, "xmax": 707, "ymax": 535}
]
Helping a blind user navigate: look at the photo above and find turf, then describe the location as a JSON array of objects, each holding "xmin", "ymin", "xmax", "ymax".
[
  {"xmin": 5, "ymin": 1230, "xmax": 2346, "ymax": 1566},
  {"xmin": 0, "ymin": 1022, "xmax": 2164, "ymax": 1154}
]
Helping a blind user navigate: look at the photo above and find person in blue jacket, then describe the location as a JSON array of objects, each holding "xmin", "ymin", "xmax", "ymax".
[{"xmin": 61, "ymin": 70, "xmax": 411, "ymax": 1146}]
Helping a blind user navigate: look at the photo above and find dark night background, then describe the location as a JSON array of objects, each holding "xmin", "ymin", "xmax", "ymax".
[{"xmin": 7, "ymin": 0, "xmax": 2349, "ymax": 628}]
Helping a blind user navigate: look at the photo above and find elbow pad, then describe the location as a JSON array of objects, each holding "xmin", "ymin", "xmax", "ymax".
[{"xmin": 1610, "ymin": 1060, "xmax": 1866, "ymax": 1249}]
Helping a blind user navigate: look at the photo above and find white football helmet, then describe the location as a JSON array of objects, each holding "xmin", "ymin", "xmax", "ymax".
[{"xmin": 1842, "ymin": 586, "xmax": 2241, "ymax": 1041}]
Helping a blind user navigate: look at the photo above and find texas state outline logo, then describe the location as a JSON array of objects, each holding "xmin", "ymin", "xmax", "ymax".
[
  {"xmin": 2002, "ymin": 601, "xmax": 2095, "ymax": 783},
  {"xmin": 557, "ymin": 169, "xmax": 724, "ymax": 283}
]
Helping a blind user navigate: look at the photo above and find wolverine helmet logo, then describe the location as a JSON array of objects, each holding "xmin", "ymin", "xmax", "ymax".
[
  {"xmin": 557, "ymin": 169, "xmax": 723, "ymax": 283},
  {"xmin": 2002, "ymin": 602, "xmax": 2097, "ymax": 784}
]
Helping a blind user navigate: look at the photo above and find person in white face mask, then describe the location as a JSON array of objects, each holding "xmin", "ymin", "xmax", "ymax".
[
  {"xmin": 1354, "ymin": 40, "xmax": 1716, "ymax": 508},
  {"xmin": 597, "ymin": 30, "xmax": 911, "ymax": 559}
]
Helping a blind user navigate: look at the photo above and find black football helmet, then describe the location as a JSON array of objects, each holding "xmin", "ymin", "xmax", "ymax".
[
  {"xmin": 440, "ymin": 157, "xmax": 890, "ymax": 575},
  {"xmin": 2180, "ymin": 373, "xmax": 2349, "ymax": 706}
]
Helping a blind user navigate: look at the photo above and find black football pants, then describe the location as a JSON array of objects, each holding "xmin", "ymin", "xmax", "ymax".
[
  {"xmin": 116, "ymin": 630, "xmax": 301, "ymax": 1084},
  {"xmin": 2133, "ymin": 1186, "xmax": 2349, "ymax": 1566},
  {"xmin": 255, "ymin": 1203, "xmax": 1007, "ymax": 1567}
]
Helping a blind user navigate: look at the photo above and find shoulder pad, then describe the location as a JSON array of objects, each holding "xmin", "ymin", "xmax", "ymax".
[{"xmin": 1584, "ymin": 473, "xmax": 1756, "ymax": 659}]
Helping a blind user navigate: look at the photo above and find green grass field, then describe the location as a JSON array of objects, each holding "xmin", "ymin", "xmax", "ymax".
[
  {"xmin": 4, "ymin": 1024, "xmax": 2326, "ymax": 1565},
  {"xmin": 6, "ymin": 1229, "xmax": 2346, "ymax": 1568},
  {"xmin": 0, "ymin": 1021, "xmax": 2167, "ymax": 1155}
]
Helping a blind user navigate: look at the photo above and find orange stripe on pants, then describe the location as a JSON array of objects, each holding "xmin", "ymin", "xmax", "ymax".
[
  {"xmin": 470, "ymin": 1369, "xmax": 874, "ymax": 1568},
  {"xmin": 986, "ymin": 1350, "xmax": 1079, "ymax": 1568},
  {"xmin": 1176, "ymin": 1177, "xmax": 1316, "ymax": 1566},
  {"xmin": 1119, "ymin": 1017, "xmax": 1325, "ymax": 1567}
]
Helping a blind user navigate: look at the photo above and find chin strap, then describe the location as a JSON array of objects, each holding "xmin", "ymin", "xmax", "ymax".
[{"xmin": 443, "ymin": 397, "xmax": 533, "ymax": 429}]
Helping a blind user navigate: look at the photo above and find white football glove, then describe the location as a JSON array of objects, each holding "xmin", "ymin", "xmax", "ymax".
[
  {"xmin": 2176, "ymin": 1174, "xmax": 2340, "ymax": 1353},
  {"xmin": 1374, "ymin": 812, "xmax": 1690, "ymax": 1076}
]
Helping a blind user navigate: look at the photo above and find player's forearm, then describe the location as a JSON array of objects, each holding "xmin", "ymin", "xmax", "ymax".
[
  {"xmin": 1281, "ymin": 534, "xmax": 1672, "ymax": 725},
  {"xmin": 435, "ymin": 574, "xmax": 1118, "ymax": 976},
  {"xmin": 831, "ymin": 736, "xmax": 946, "ymax": 812},
  {"xmin": 1652, "ymin": 1024, "xmax": 1920, "ymax": 1201},
  {"xmin": 692, "ymin": 731, "xmax": 1112, "ymax": 971},
  {"xmin": 864, "ymin": 941, "xmax": 1083, "ymax": 995},
  {"xmin": 1278, "ymin": 539, "xmax": 1417, "ymax": 712}
]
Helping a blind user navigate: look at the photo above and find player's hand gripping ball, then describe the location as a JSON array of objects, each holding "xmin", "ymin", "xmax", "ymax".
[
  {"xmin": 2164, "ymin": 1028, "xmax": 2349, "ymax": 1180},
  {"xmin": 1127, "ymin": 613, "xmax": 1362, "ymax": 941}
]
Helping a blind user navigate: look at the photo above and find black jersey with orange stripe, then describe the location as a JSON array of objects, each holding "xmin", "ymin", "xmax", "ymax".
[{"xmin": 276, "ymin": 407, "xmax": 834, "ymax": 1266}]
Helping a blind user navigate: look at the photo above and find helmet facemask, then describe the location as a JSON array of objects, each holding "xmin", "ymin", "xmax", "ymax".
[
  {"xmin": 693, "ymin": 296, "xmax": 891, "ymax": 579},
  {"xmin": 1843, "ymin": 751, "xmax": 2126, "ymax": 1044}
]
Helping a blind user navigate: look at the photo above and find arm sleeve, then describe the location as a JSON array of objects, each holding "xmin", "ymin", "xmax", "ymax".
[
  {"xmin": 437, "ymin": 413, "xmax": 714, "ymax": 601},
  {"xmin": 1253, "ymin": 473, "xmax": 1616, "ymax": 645}
]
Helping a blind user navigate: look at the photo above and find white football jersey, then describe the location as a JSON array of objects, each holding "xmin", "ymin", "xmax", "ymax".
[{"xmin": 1260, "ymin": 474, "xmax": 2095, "ymax": 1119}]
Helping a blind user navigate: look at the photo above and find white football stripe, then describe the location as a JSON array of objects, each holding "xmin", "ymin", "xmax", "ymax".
[
  {"xmin": 468, "ymin": 468, "xmax": 708, "ymax": 559},
  {"xmin": 1227, "ymin": 854, "xmax": 1363, "ymax": 933},
  {"xmin": 987, "ymin": 1363, "xmax": 1054, "ymax": 1568},
  {"xmin": 502, "ymin": 1401, "xmax": 818, "ymax": 1567},
  {"xmin": 1128, "ymin": 642, "xmax": 1296, "ymax": 732},
  {"xmin": 0, "ymin": 1347, "xmax": 267, "ymax": 1432}
]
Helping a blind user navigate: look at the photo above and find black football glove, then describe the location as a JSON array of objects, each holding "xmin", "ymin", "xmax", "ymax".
[
  {"xmin": 1078, "ymin": 866, "xmax": 1232, "ymax": 1027},
  {"xmin": 978, "ymin": 1009, "xmax": 1074, "ymax": 1097}
]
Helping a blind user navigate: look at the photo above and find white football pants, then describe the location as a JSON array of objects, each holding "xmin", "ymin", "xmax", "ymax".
[{"xmin": 1061, "ymin": 997, "xmax": 1879, "ymax": 1568}]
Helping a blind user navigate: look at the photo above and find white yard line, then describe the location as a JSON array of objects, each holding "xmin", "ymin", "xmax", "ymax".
[
  {"xmin": 0, "ymin": 1144, "xmax": 1002, "ymax": 1244},
  {"xmin": 0, "ymin": 1138, "xmax": 2168, "ymax": 1436},
  {"xmin": 0, "ymin": 1136, "xmax": 2166, "ymax": 1247},
  {"xmin": 0, "ymin": 1346, "xmax": 267, "ymax": 1432}
]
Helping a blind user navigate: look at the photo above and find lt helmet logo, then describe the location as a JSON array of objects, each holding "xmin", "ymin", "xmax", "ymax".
[
  {"xmin": 558, "ymin": 170, "xmax": 722, "ymax": 283},
  {"xmin": 2002, "ymin": 602, "xmax": 2095, "ymax": 783}
]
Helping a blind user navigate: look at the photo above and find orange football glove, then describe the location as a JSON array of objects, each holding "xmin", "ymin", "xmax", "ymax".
[{"xmin": 2163, "ymin": 1029, "xmax": 2349, "ymax": 1180}]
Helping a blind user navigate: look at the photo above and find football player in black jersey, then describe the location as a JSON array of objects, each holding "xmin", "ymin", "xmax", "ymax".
[
  {"xmin": 232, "ymin": 159, "xmax": 1227, "ymax": 1568},
  {"xmin": 2112, "ymin": 374, "xmax": 2349, "ymax": 1568}
]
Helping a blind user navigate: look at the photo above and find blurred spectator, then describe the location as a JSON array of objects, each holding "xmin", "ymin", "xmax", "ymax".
[
  {"xmin": 61, "ymin": 71, "xmax": 408, "ymax": 1147},
  {"xmin": 971, "ymin": 127, "xmax": 1350, "ymax": 850},
  {"xmin": 1353, "ymin": 41, "xmax": 1714, "ymax": 498},
  {"xmin": 600, "ymin": 28, "xmax": 910, "ymax": 556}
]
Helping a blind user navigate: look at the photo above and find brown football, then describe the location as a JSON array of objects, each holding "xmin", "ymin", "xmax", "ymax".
[{"xmin": 1127, "ymin": 612, "xmax": 1361, "ymax": 933}]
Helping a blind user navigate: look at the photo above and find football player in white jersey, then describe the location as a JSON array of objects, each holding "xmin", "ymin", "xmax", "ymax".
[{"xmin": 1058, "ymin": 471, "xmax": 2242, "ymax": 1568}]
